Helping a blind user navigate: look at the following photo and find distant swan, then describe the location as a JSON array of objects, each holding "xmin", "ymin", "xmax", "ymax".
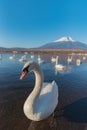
[
  {"xmin": 37, "ymin": 55, "xmax": 44, "ymax": 65},
  {"xmin": 83, "ymin": 56, "xmax": 86, "ymax": 60},
  {"xmin": 30, "ymin": 53, "xmax": 34, "ymax": 60},
  {"xmin": 55, "ymin": 56, "xmax": 64, "ymax": 70},
  {"xmin": 19, "ymin": 55, "xmax": 27, "ymax": 62},
  {"xmin": 67, "ymin": 56, "xmax": 72, "ymax": 64},
  {"xmin": 20, "ymin": 61, "xmax": 58, "ymax": 121},
  {"xmin": 51, "ymin": 56, "xmax": 56, "ymax": 62},
  {"xmin": 76, "ymin": 59, "xmax": 82, "ymax": 66},
  {"xmin": 9, "ymin": 54, "xmax": 15, "ymax": 59}
]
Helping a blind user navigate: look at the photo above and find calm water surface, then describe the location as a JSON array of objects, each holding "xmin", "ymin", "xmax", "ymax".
[{"xmin": 0, "ymin": 52, "xmax": 87, "ymax": 130}]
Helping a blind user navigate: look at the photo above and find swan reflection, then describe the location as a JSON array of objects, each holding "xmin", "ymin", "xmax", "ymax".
[{"xmin": 28, "ymin": 116, "xmax": 57, "ymax": 130}]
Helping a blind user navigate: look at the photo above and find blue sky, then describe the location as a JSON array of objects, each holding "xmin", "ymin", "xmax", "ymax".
[{"xmin": 0, "ymin": 0, "xmax": 87, "ymax": 48}]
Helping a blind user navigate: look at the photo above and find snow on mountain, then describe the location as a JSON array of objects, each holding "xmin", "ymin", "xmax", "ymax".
[{"xmin": 54, "ymin": 36, "xmax": 75, "ymax": 42}]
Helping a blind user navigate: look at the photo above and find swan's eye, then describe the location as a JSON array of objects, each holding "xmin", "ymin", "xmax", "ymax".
[
  {"xmin": 23, "ymin": 65, "xmax": 30, "ymax": 72},
  {"xmin": 23, "ymin": 67, "xmax": 28, "ymax": 72}
]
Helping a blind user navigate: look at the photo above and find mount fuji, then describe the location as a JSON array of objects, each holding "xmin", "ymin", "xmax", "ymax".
[{"xmin": 39, "ymin": 36, "xmax": 87, "ymax": 49}]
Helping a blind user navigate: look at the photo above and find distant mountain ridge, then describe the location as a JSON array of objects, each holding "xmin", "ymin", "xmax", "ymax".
[
  {"xmin": 0, "ymin": 47, "xmax": 28, "ymax": 51},
  {"xmin": 0, "ymin": 36, "xmax": 87, "ymax": 51},
  {"xmin": 39, "ymin": 36, "xmax": 87, "ymax": 49}
]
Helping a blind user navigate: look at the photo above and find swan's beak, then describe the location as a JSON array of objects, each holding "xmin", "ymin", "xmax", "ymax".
[{"xmin": 20, "ymin": 70, "xmax": 28, "ymax": 80}]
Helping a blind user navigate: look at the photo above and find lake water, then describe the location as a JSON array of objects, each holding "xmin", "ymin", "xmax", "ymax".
[{"xmin": 0, "ymin": 52, "xmax": 87, "ymax": 130}]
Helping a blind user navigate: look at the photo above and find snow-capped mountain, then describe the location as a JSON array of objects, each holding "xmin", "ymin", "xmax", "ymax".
[
  {"xmin": 54, "ymin": 36, "xmax": 75, "ymax": 42},
  {"xmin": 39, "ymin": 36, "xmax": 87, "ymax": 49}
]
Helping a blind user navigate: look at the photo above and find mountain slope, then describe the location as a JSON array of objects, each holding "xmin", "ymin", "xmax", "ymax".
[{"xmin": 39, "ymin": 37, "xmax": 87, "ymax": 49}]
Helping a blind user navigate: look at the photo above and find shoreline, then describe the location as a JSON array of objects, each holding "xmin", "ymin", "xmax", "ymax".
[{"xmin": 0, "ymin": 49, "xmax": 87, "ymax": 54}]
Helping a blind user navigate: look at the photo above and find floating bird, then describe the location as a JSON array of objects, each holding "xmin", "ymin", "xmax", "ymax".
[
  {"xmin": 20, "ymin": 61, "xmax": 58, "ymax": 121},
  {"xmin": 9, "ymin": 54, "xmax": 15, "ymax": 59},
  {"xmin": 30, "ymin": 53, "xmax": 34, "ymax": 60},
  {"xmin": 55, "ymin": 56, "xmax": 64, "ymax": 70},
  {"xmin": 51, "ymin": 57, "xmax": 56, "ymax": 62},
  {"xmin": 76, "ymin": 59, "xmax": 82, "ymax": 66},
  {"xmin": 19, "ymin": 55, "xmax": 27, "ymax": 62},
  {"xmin": 67, "ymin": 56, "xmax": 72, "ymax": 64},
  {"xmin": 37, "ymin": 55, "xmax": 44, "ymax": 65}
]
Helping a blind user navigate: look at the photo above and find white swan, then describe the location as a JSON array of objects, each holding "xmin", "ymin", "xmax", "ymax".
[
  {"xmin": 83, "ymin": 56, "xmax": 86, "ymax": 60},
  {"xmin": 9, "ymin": 54, "xmax": 15, "ymax": 59},
  {"xmin": 51, "ymin": 56, "xmax": 56, "ymax": 62},
  {"xmin": 37, "ymin": 55, "xmax": 44, "ymax": 65},
  {"xmin": 55, "ymin": 56, "xmax": 64, "ymax": 70},
  {"xmin": 76, "ymin": 59, "xmax": 82, "ymax": 66},
  {"xmin": 20, "ymin": 61, "xmax": 58, "ymax": 121},
  {"xmin": 67, "ymin": 56, "xmax": 72, "ymax": 64},
  {"xmin": 30, "ymin": 53, "xmax": 34, "ymax": 60},
  {"xmin": 19, "ymin": 55, "xmax": 27, "ymax": 62}
]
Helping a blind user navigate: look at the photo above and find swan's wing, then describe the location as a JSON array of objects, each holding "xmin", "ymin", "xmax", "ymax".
[
  {"xmin": 40, "ymin": 81, "xmax": 58, "ymax": 97},
  {"xmin": 35, "ymin": 81, "xmax": 58, "ymax": 118},
  {"xmin": 24, "ymin": 81, "xmax": 58, "ymax": 121}
]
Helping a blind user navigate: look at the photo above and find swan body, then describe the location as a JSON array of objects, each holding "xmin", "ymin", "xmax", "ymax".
[
  {"xmin": 37, "ymin": 55, "xmax": 44, "ymax": 65},
  {"xmin": 30, "ymin": 54, "xmax": 34, "ymax": 59},
  {"xmin": 55, "ymin": 64, "xmax": 64, "ymax": 70},
  {"xmin": 9, "ymin": 54, "xmax": 15, "ymax": 59},
  {"xmin": 76, "ymin": 59, "xmax": 82, "ymax": 66},
  {"xmin": 37, "ymin": 55, "xmax": 41, "ymax": 61},
  {"xmin": 20, "ymin": 61, "xmax": 58, "ymax": 121},
  {"xmin": 19, "ymin": 55, "xmax": 27, "ymax": 62},
  {"xmin": 38, "ymin": 59, "xmax": 44, "ymax": 65},
  {"xmin": 67, "ymin": 56, "xmax": 72, "ymax": 63},
  {"xmin": 83, "ymin": 56, "xmax": 86, "ymax": 60},
  {"xmin": 51, "ymin": 56, "xmax": 56, "ymax": 62}
]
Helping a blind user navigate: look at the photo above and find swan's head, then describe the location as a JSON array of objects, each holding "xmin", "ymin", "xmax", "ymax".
[{"xmin": 20, "ymin": 61, "xmax": 38, "ymax": 80}]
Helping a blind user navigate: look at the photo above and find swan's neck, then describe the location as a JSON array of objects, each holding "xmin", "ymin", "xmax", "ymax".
[
  {"xmin": 24, "ymin": 64, "xmax": 44, "ymax": 116},
  {"xmin": 29, "ymin": 65, "xmax": 44, "ymax": 102},
  {"xmin": 34, "ymin": 69, "xmax": 43, "ymax": 97},
  {"xmin": 56, "ymin": 56, "xmax": 58, "ymax": 65}
]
